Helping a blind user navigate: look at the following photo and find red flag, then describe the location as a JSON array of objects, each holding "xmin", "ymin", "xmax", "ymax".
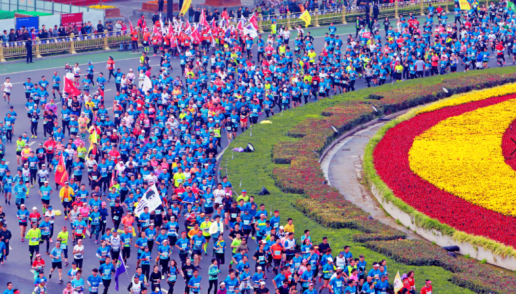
[
  {"xmin": 192, "ymin": 27, "xmax": 202, "ymax": 44},
  {"xmin": 236, "ymin": 20, "xmax": 244, "ymax": 32},
  {"xmin": 55, "ymin": 153, "xmax": 69, "ymax": 186},
  {"xmin": 64, "ymin": 75, "xmax": 81, "ymax": 96},
  {"xmin": 249, "ymin": 14, "xmax": 259, "ymax": 30},
  {"xmin": 110, "ymin": 170, "xmax": 117, "ymax": 188},
  {"xmin": 200, "ymin": 9, "xmax": 210, "ymax": 28},
  {"xmin": 128, "ymin": 19, "xmax": 134, "ymax": 33}
]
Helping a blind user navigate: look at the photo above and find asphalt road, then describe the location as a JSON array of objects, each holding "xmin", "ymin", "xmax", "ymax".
[{"xmin": 0, "ymin": 21, "xmax": 512, "ymax": 294}]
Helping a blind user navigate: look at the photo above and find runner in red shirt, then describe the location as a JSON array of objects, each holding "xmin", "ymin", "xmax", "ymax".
[
  {"xmin": 496, "ymin": 41, "xmax": 506, "ymax": 66},
  {"xmin": 420, "ymin": 280, "xmax": 433, "ymax": 294},
  {"xmin": 43, "ymin": 138, "xmax": 57, "ymax": 163}
]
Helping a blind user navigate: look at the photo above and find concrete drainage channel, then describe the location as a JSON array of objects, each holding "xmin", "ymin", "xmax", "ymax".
[{"xmin": 319, "ymin": 112, "xmax": 421, "ymax": 239}]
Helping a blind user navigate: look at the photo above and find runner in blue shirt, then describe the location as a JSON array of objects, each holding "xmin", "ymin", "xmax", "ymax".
[{"xmin": 87, "ymin": 268, "xmax": 102, "ymax": 294}]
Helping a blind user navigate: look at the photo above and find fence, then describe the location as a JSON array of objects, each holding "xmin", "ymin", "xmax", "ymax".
[
  {"xmin": 255, "ymin": 0, "xmax": 492, "ymax": 32},
  {"xmin": 0, "ymin": 30, "xmax": 130, "ymax": 61}
]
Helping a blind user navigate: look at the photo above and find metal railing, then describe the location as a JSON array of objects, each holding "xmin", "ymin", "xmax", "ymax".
[
  {"xmin": 255, "ymin": 0, "xmax": 492, "ymax": 32},
  {"xmin": 0, "ymin": 30, "xmax": 130, "ymax": 61}
]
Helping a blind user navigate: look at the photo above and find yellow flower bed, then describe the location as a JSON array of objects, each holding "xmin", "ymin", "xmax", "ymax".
[
  {"xmin": 417, "ymin": 84, "xmax": 516, "ymax": 114},
  {"xmin": 89, "ymin": 4, "xmax": 116, "ymax": 9},
  {"xmin": 409, "ymin": 97, "xmax": 516, "ymax": 216}
]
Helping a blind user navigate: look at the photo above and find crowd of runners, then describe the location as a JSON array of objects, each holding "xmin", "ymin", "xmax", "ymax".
[{"xmin": 0, "ymin": 0, "xmax": 514, "ymax": 293}]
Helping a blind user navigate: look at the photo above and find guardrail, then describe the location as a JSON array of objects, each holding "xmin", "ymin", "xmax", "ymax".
[
  {"xmin": 0, "ymin": 30, "xmax": 130, "ymax": 61},
  {"xmin": 255, "ymin": 0, "xmax": 491, "ymax": 32}
]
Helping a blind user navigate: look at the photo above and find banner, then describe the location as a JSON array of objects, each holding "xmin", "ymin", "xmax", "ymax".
[
  {"xmin": 61, "ymin": 12, "xmax": 83, "ymax": 30},
  {"xmin": 16, "ymin": 17, "xmax": 39, "ymax": 33},
  {"xmin": 55, "ymin": 153, "xmax": 69, "ymax": 186},
  {"xmin": 179, "ymin": 0, "xmax": 192, "ymax": 17},
  {"xmin": 114, "ymin": 254, "xmax": 127, "ymax": 291},
  {"xmin": 299, "ymin": 10, "xmax": 311, "ymax": 28},
  {"xmin": 134, "ymin": 185, "xmax": 162, "ymax": 217},
  {"xmin": 394, "ymin": 271, "xmax": 403, "ymax": 294},
  {"xmin": 458, "ymin": 0, "xmax": 471, "ymax": 10}
]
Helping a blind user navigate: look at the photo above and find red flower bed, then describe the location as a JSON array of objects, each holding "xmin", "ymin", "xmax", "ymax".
[
  {"xmin": 374, "ymin": 94, "xmax": 516, "ymax": 248},
  {"xmin": 501, "ymin": 117, "xmax": 516, "ymax": 171}
]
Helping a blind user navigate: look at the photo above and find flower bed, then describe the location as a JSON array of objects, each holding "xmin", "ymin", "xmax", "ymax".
[
  {"xmin": 373, "ymin": 93, "xmax": 516, "ymax": 248},
  {"xmin": 410, "ymin": 95, "xmax": 516, "ymax": 216}
]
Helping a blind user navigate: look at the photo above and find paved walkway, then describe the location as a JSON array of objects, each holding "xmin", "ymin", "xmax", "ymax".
[{"xmin": 321, "ymin": 123, "xmax": 420, "ymax": 239}]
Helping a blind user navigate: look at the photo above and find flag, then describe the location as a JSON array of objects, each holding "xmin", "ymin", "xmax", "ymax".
[
  {"xmin": 142, "ymin": 75, "xmax": 153, "ymax": 93},
  {"xmin": 114, "ymin": 253, "xmax": 127, "ymax": 291},
  {"xmin": 192, "ymin": 26, "xmax": 202, "ymax": 44},
  {"xmin": 55, "ymin": 153, "xmax": 69, "ymax": 186},
  {"xmin": 184, "ymin": 20, "xmax": 192, "ymax": 35},
  {"xmin": 179, "ymin": 0, "xmax": 192, "ymax": 16},
  {"xmin": 458, "ymin": 0, "xmax": 471, "ymax": 9},
  {"xmin": 249, "ymin": 14, "xmax": 259, "ymax": 30},
  {"xmin": 244, "ymin": 23, "xmax": 258, "ymax": 38},
  {"xmin": 508, "ymin": 0, "xmax": 516, "ymax": 11},
  {"xmin": 159, "ymin": 12, "xmax": 165, "ymax": 35},
  {"xmin": 394, "ymin": 271, "xmax": 403, "ymax": 294},
  {"xmin": 236, "ymin": 19, "xmax": 244, "ymax": 32},
  {"xmin": 128, "ymin": 19, "xmax": 134, "ymax": 33},
  {"xmin": 200, "ymin": 9, "xmax": 210, "ymax": 28},
  {"xmin": 134, "ymin": 184, "xmax": 162, "ymax": 217},
  {"xmin": 63, "ymin": 72, "xmax": 80, "ymax": 96},
  {"xmin": 211, "ymin": 18, "xmax": 216, "ymax": 29},
  {"xmin": 299, "ymin": 10, "xmax": 311, "ymax": 28}
]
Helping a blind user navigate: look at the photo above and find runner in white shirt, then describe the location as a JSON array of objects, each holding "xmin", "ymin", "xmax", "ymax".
[{"xmin": 1, "ymin": 77, "xmax": 13, "ymax": 104}]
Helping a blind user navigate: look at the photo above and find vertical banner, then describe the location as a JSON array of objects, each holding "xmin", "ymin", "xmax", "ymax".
[
  {"xmin": 61, "ymin": 12, "xmax": 83, "ymax": 30},
  {"xmin": 16, "ymin": 16, "xmax": 39, "ymax": 33}
]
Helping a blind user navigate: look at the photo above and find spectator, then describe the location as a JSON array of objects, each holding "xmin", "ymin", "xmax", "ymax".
[
  {"xmin": 194, "ymin": 8, "xmax": 201, "ymax": 23},
  {"xmin": 97, "ymin": 20, "xmax": 104, "ymax": 33},
  {"xmin": 58, "ymin": 25, "xmax": 67, "ymax": 37},
  {"xmin": 8, "ymin": 29, "xmax": 16, "ymax": 42},
  {"xmin": 1, "ymin": 30, "xmax": 8, "ymax": 42}
]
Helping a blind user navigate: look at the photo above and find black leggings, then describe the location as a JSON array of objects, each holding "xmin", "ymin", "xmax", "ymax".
[
  {"xmin": 208, "ymin": 280, "xmax": 218, "ymax": 294},
  {"xmin": 74, "ymin": 258, "xmax": 83, "ymax": 269},
  {"xmin": 31, "ymin": 122, "xmax": 38, "ymax": 136},
  {"xmin": 102, "ymin": 279, "xmax": 111, "ymax": 294},
  {"xmin": 108, "ymin": 69, "xmax": 115, "ymax": 80},
  {"xmin": 167, "ymin": 282, "xmax": 175, "ymax": 294},
  {"xmin": 30, "ymin": 169, "xmax": 37, "ymax": 185}
]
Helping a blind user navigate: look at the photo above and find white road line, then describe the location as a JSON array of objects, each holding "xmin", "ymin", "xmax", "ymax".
[
  {"xmin": 106, "ymin": 107, "xmax": 113, "ymax": 110},
  {"xmin": 9, "ymin": 246, "xmax": 12, "ymax": 250},
  {"xmin": 11, "ymin": 82, "xmax": 24, "ymax": 85},
  {"xmin": 105, "ymin": 89, "xmax": 113, "ymax": 92},
  {"xmin": 1, "ymin": 54, "xmax": 141, "ymax": 76},
  {"xmin": 30, "ymin": 270, "xmax": 34, "ymax": 274},
  {"xmin": 29, "ymin": 142, "xmax": 36, "ymax": 146},
  {"xmin": 4, "ymin": 162, "xmax": 8, "ymax": 165}
]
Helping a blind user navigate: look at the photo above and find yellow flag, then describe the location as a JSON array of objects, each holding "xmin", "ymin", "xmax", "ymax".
[
  {"xmin": 458, "ymin": 0, "xmax": 471, "ymax": 10},
  {"xmin": 299, "ymin": 10, "xmax": 311, "ymax": 28},
  {"xmin": 180, "ymin": 0, "xmax": 192, "ymax": 17},
  {"xmin": 393, "ymin": 271, "xmax": 404, "ymax": 294}
]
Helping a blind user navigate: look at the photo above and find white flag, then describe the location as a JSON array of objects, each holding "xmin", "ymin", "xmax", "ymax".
[
  {"xmin": 142, "ymin": 75, "xmax": 153, "ymax": 93},
  {"xmin": 134, "ymin": 184, "xmax": 162, "ymax": 217}
]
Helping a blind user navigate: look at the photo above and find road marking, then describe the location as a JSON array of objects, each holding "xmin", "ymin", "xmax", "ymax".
[
  {"xmin": 29, "ymin": 142, "xmax": 36, "ymax": 146},
  {"xmin": 30, "ymin": 270, "xmax": 34, "ymax": 274},
  {"xmin": 106, "ymin": 107, "xmax": 113, "ymax": 110},
  {"xmin": 9, "ymin": 246, "xmax": 12, "ymax": 250},
  {"xmin": 4, "ymin": 162, "xmax": 8, "ymax": 165},
  {"xmin": 1, "ymin": 55, "xmax": 141, "ymax": 76},
  {"xmin": 105, "ymin": 89, "xmax": 113, "ymax": 92}
]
